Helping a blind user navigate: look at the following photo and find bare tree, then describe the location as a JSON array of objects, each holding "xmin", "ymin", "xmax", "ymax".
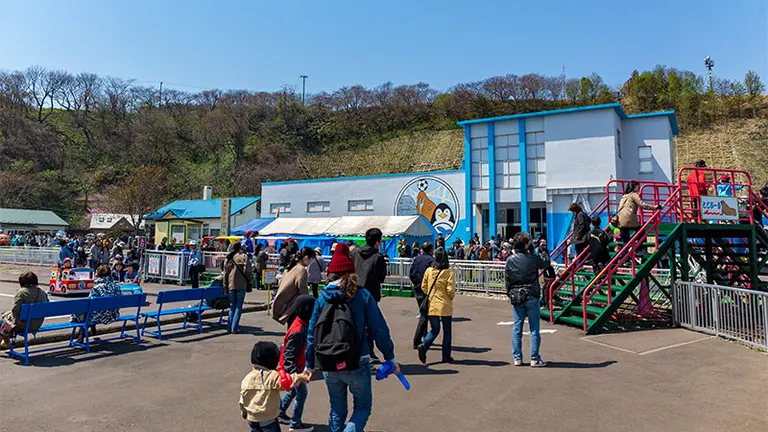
[
  {"xmin": 482, "ymin": 74, "xmax": 520, "ymax": 101},
  {"xmin": 520, "ymin": 73, "xmax": 545, "ymax": 100},
  {"xmin": 24, "ymin": 66, "xmax": 68, "ymax": 122}
]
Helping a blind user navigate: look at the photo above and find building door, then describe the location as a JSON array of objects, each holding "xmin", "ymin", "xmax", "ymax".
[{"xmin": 529, "ymin": 207, "xmax": 547, "ymax": 240}]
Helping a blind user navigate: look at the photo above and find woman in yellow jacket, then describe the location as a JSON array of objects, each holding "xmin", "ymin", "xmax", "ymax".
[{"xmin": 417, "ymin": 248, "xmax": 456, "ymax": 364}]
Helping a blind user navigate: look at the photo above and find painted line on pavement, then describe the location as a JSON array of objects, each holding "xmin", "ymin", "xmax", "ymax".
[
  {"xmin": 637, "ymin": 336, "xmax": 715, "ymax": 356},
  {"xmin": 580, "ymin": 336, "xmax": 638, "ymax": 354},
  {"xmin": 0, "ymin": 293, "xmax": 13, "ymax": 297}
]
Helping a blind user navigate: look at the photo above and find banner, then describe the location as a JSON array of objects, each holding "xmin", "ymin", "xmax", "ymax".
[
  {"xmin": 164, "ymin": 254, "xmax": 180, "ymax": 277},
  {"xmin": 701, "ymin": 196, "xmax": 740, "ymax": 221}
]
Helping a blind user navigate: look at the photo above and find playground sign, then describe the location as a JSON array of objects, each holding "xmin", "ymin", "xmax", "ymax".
[
  {"xmin": 701, "ymin": 196, "xmax": 739, "ymax": 221},
  {"xmin": 262, "ymin": 269, "xmax": 277, "ymax": 285}
]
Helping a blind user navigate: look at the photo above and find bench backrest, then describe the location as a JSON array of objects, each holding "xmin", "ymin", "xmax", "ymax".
[
  {"xmin": 203, "ymin": 286, "xmax": 226, "ymax": 300},
  {"xmin": 157, "ymin": 288, "xmax": 205, "ymax": 304},
  {"xmin": 19, "ymin": 298, "xmax": 91, "ymax": 321},
  {"xmin": 89, "ymin": 293, "xmax": 146, "ymax": 313}
]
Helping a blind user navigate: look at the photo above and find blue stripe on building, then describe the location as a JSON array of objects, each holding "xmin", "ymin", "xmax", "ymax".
[
  {"xmin": 463, "ymin": 125, "xmax": 473, "ymax": 241},
  {"xmin": 519, "ymin": 119, "xmax": 529, "ymax": 235},
  {"xmin": 487, "ymin": 122, "xmax": 497, "ymax": 239}
]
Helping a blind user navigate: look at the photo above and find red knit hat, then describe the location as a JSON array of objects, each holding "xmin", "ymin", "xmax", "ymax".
[{"xmin": 328, "ymin": 243, "xmax": 356, "ymax": 274}]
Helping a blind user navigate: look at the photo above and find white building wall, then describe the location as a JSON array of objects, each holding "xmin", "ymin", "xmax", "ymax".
[
  {"xmin": 261, "ymin": 171, "xmax": 467, "ymax": 240},
  {"xmin": 543, "ymin": 110, "xmax": 618, "ymax": 189},
  {"xmin": 622, "ymin": 116, "xmax": 675, "ymax": 183},
  {"xmin": 231, "ymin": 203, "xmax": 260, "ymax": 227}
]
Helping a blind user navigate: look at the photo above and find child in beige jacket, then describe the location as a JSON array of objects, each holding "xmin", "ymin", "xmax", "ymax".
[{"xmin": 240, "ymin": 341, "xmax": 308, "ymax": 431}]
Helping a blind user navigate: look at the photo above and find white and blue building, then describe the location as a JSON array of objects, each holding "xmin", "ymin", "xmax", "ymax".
[{"xmin": 261, "ymin": 103, "xmax": 678, "ymax": 247}]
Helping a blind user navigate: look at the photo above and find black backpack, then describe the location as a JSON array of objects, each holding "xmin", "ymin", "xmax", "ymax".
[{"xmin": 314, "ymin": 298, "xmax": 361, "ymax": 372}]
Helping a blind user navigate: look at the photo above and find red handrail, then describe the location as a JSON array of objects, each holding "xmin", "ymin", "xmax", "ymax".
[
  {"xmin": 677, "ymin": 167, "xmax": 754, "ymax": 224},
  {"xmin": 579, "ymin": 187, "xmax": 683, "ymax": 331}
]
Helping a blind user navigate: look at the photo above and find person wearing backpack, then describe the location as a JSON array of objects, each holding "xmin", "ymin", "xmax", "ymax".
[
  {"xmin": 588, "ymin": 216, "xmax": 611, "ymax": 274},
  {"xmin": 350, "ymin": 227, "xmax": 387, "ymax": 362},
  {"xmin": 304, "ymin": 243, "xmax": 398, "ymax": 432},
  {"xmin": 416, "ymin": 248, "xmax": 456, "ymax": 364}
]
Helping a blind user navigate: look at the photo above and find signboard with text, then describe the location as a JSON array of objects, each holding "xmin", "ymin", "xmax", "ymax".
[
  {"xmin": 701, "ymin": 196, "xmax": 740, "ymax": 221},
  {"xmin": 147, "ymin": 254, "xmax": 161, "ymax": 276},
  {"xmin": 221, "ymin": 198, "xmax": 231, "ymax": 236},
  {"xmin": 262, "ymin": 269, "xmax": 277, "ymax": 285},
  {"xmin": 164, "ymin": 254, "xmax": 180, "ymax": 277}
]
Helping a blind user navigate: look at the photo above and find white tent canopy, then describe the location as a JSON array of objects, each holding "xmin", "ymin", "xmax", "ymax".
[{"xmin": 260, "ymin": 216, "xmax": 436, "ymax": 238}]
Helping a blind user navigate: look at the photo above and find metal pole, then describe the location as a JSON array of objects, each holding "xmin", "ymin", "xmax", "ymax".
[{"xmin": 300, "ymin": 75, "xmax": 308, "ymax": 105}]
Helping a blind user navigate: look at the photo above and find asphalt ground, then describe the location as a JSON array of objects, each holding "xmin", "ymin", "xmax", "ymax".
[{"xmin": 1, "ymin": 281, "xmax": 766, "ymax": 432}]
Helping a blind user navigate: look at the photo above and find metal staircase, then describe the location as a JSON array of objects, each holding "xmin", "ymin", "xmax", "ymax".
[{"xmin": 542, "ymin": 168, "xmax": 768, "ymax": 334}]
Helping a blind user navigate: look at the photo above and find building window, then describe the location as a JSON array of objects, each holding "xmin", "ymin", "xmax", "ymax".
[
  {"xmin": 616, "ymin": 129, "xmax": 622, "ymax": 159},
  {"xmin": 209, "ymin": 228, "xmax": 221, "ymax": 237},
  {"xmin": 307, "ymin": 201, "xmax": 331, "ymax": 213},
  {"xmin": 188, "ymin": 225, "xmax": 201, "ymax": 241},
  {"xmin": 494, "ymin": 134, "xmax": 520, "ymax": 190},
  {"xmin": 526, "ymin": 132, "xmax": 546, "ymax": 187},
  {"xmin": 348, "ymin": 199, "xmax": 374, "ymax": 212},
  {"xmin": 270, "ymin": 203, "xmax": 291, "ymax": 215},
  {"xmin": 471, "ymin": 137, "xmax": 489, "ymax": 190},
  {"xmin": 639, "ymin": 146, "xmax": 653, "ymax": 174}
]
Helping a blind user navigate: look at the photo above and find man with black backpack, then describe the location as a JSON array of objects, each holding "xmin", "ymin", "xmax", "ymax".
[
  {"xmin": 351, "ymin": 227, "xmax": 387, "ymax": 362},
  {"xmin": 304, "ymin": 242, "xmax": 398, "ymax": 432}
]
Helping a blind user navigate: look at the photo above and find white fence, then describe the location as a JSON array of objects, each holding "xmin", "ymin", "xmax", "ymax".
[
  {"xmin": 673, "ymin": 281, "xmax": 768, "ymax": 350},
  {"xmin": 0, "ymin": 247, "xmax": 59, "ymax": 267}
]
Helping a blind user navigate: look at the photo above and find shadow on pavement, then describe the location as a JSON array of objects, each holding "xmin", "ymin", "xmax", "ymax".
[
  {"xmin": 545, "ymin": 360, "xmax": 617, "ymax": 369},
  {"xmin": 239, "ymin": 326, "xmax": 286, "ymax": 337},
  {"xmin": 452, "ymin": 317, "xmax": 472, "ymax": 323},
  {"xmin": 400, "ymin": 363, "xmax": 459, "ymax": 375},
  {"xmin": 18, "ymin": 340, "xmax": 167, "ymax": 367},
  {"xmin": 441, "ymin": 358, "xmax": 510, "ymax": 367},
  {"xmin": 449, "ymin": 346, "xmax": 491, "ymax": 354}
]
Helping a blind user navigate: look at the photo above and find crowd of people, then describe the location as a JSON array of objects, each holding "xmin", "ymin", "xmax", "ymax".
[{"xmin": 236, "ymin": 226, "xmax": 555, "ymax": 432}]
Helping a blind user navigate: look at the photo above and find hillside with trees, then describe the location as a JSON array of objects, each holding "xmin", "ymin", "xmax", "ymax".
[{"xmin": 0, "ymin": 65, "xmax": 765, "ymax": 227}]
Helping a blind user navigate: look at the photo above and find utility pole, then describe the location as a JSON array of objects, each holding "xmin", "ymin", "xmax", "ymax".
[
  {"xmin": 159, "ymin": 81, "xmax": 163, "ymax": 107},
  {"xmin": 704, "ymin": 57, "xmax": 715, "ymax": 92},
  {"xmin": 300, "ymin": 75, "xmax": 308, "ymax": 105}
]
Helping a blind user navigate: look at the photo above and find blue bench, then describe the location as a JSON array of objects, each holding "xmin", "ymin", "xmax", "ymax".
[
  {"xmin": 141, "ymin": 288, "xmax": 207, "ymax": 340},
  {"xmin": 9, "ymin": 294, "xmax": 146, "ymax": 365}
]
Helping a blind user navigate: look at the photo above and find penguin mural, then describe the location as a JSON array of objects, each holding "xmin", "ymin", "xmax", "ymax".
[
  {"xmin": 431, "ymin": 203, "xmax": 455, "ymax": 237},
  {"xmin": 395, "ymin": 176, "xmax": 460, "ymax": 240}
]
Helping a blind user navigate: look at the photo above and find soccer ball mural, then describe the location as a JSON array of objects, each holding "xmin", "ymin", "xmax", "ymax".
[{"xmin": 395, "ymin": 176, "xmax": 460, "ymax": 240}]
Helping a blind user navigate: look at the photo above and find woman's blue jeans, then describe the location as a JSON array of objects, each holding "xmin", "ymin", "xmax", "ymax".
[
  {"xmin": 228, "ymin": 289, "xmax": 246, "ymax": 333},
  {"xmin": 322, "ymin": 358, "xmax": 372, "ymax": 432},
  {"xmin": 421, "ymin": 316, "xmax": 453, "ymax": 361}
]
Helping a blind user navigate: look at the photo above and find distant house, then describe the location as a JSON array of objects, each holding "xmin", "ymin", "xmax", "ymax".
[
  {"xmin": 0, "ymin": 208, "xmax": 69, "ymax": 234},
  {"xmin": 89, "ymin": 213, "xmax": 144, "ymax": 234},
  {"xmin": 144, "ymin": 197, "xmax": 260, "ymax": 243}
]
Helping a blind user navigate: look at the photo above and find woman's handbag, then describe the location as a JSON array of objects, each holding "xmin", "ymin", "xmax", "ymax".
[
  {"xmin": 610, "ymin": 196, "xmax": 628, "ymax": 228},
  {"xmin": 0, "ymin": 317, "xmax": 15, "ymax": 338},
  {"xmin": 418, "ymin": 270, "xmax": 443, "ymax": 315}
]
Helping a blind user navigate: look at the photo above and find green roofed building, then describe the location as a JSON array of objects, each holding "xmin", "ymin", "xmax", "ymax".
[{"xmin": 0, "ymin": 208, "xmax": 69, "ymax": 234}]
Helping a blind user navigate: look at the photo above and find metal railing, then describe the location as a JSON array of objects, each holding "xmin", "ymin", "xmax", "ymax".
[
  {"xmin": 673, "ymin": 281, "xmax": 768, "ymax": 350},
  {"xmin": 0, "ymin": 247, "xmax": 59, "ymax": 267}
]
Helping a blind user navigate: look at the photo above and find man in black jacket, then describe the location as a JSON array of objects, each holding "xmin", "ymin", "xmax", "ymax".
[
  {"xmin": 351, "ymin": 227, "xmax": 387, "ymax": 361},
  {"xmin": 409, "ymin": 242, "xmax": 435, "ymax": 349}
]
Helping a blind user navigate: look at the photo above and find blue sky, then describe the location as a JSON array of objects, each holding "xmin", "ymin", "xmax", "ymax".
[{"xmin": 0, "ymin": 0, "xmax": 765, "ymax": 93}]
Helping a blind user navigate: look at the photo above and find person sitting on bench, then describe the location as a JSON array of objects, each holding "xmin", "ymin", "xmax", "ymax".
[
  {"xmin": 71, "ymin": 265, "xmax": 122, "ymax": 343},
  {"xmin": 0, "ymin": 272, "xmax": 49, "ymax": 349}
]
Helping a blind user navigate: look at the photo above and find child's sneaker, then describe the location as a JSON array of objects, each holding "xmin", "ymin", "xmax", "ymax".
[
  {"xmin": 513, "ymin": 359, "xmax": 523, "ymax": 366},
  {"xmin": 289, "ymin": 424, "xmax": 314, "ymax": 432},
  {"xmin": 277, "ymin": 413, "xmax": 291, "ymax": 424},
  {"xmin": 530, "ymin": 359, "xmax": 547, "ymax": 368}
]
